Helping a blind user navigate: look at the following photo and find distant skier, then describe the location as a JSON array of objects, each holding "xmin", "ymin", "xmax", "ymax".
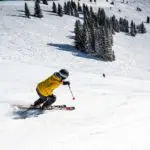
[
  {"xmin": 102, "ymin": 73, "xmax": 106, "ymax": 78},
  {"xmin": 32, "ymin": 69, "xmax": 70, "ymax": 109}
]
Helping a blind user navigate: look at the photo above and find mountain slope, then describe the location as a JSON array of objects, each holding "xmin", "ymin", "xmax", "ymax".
[{"xmin": 0, "ymin": 1, "xmax": 150, "ymax": 150}]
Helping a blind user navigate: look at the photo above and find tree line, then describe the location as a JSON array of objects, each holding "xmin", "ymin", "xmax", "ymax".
[
  {"xmin": 25, "ymin": 1, "xmax": 43, "ymax": 18},
  {"xmin": 24, "ymin": 0, "xmax": 147, "ymax": 61}
]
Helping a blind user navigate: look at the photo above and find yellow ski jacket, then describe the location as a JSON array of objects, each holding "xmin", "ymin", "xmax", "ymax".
[{"xmin": 37, "ymin": 73, "xmax": 63, "ymax": 97}]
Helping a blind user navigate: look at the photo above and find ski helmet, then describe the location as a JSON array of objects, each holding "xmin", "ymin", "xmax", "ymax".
[{"xmin": 58, "ymin": 69, "xmax": 69, "ymax": 79}]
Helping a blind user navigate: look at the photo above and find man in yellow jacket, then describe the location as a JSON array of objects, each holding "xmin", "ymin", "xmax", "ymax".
[{"xmin": 32, "ymin": 69, "xmax": 70, "ymax": 109}]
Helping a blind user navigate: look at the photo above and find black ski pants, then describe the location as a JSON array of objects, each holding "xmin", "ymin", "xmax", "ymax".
[{"xmin": 34, "ymin": 89, "xmax": 56, "ymax": 107}]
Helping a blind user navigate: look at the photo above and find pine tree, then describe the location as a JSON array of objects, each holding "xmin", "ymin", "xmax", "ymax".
[
  {"xmin": 66, "ymin": 1, "xmax": 71, "ymax": 15},
  {"xmin": 103, "ymin": 27, "xmax": 115, "ymax": 61},
  {"xmin": 74, "ymin": 20, "xmax": 86, "ymax": 50},
  {"xmin": 70, "ymin": 4, "xmax": 74, "ymax": 16},
  {"xmin": 66, "ymin": 1, "xmax": 74, "ymax": 16},
  {"xmin": 130, "ymin": 20, "xmax": 136, "ymax": 36},
  {"xmin": 110, "ymin": 15, "xmax": 118, "ymax": 32},
  {"xmin": 52, "ymin": 2, "xmax": 57, "ymax": 13},
  {"xmin": 119, "ymin": 18, "xmax": 124, "ymax": 32},
  {"xmin": 87, "ymin": 23, "xmax": 95, "ymax": 53},
  {"xmin": 94, "ymin": 26, "xmax": 115, "ymax": 61},
  {"xmin": 119, "ymin": 18, "xmax": 129, "ymax": 33},
  {"xmin": 74, "ymin": 3, "xmax": 116, "ymax": 61},
  {"xmin": 81, "ymin": 23, "xmax": 88, "ymax": 52},
  {"xmin": 97, "ymin": 8, "xmax": 106, "ymax": 26},
  {"xmin": 37, "ymin": 0, "xmax": 40, "ymax": 3},
  {"xmin": 74, "ymin": 7, "xmax": 79, "ymax": 17},
  {"xmin": 78, "ymin": 2, "xmax": 82, "ymax": 12},
  {"xmin": 72, "ymin": 1, "xmax": 79, "ymax": 17},
  {"xmin": 82, "ymin": 3, "xmax": 86, "ymax": 16},
  {"xmin": 83, "ymin": 6, "xmax": 88, "ymax": 21},
  {"xmin": 110, "ymin": 1, "xmax": 114, "ymax": 5},
  {"xmin": 137, "ymin": 22, "xmax": 146, "ymax": 33},
  {"xmin": 64, "ymin": 2, "xmax": 67, "ymax": 14},
  {"xmin": 115, "ymin": 19, "xmax": 120, "ymax": 32},
  {"xmin": 58, "ymin": 3, "xmax": 63, "ymax": 17},
  {"xmin": 25, "ymin": 2, "xmax": 30, "ymax": 18},
  {"xmin": 124, "ymin": 19, "xmax": 129, "ymax": 33},
  {"xmin": 71, "ymin": 1, "xmax": 77, "ymax": 10},
  {"xmin": 147, "ymin": 16, "xmax": 150, "ymax": 23},
  {"xmin": 42, "ymin": 0, "xmax": 48, "ymax": 5},
  {"xmin": 105, "ymin": 17, "xmax": 114, "ymax": 35},
  {"xmin": 94, "ymin": 27, "xmax": 101, "ymax": 55},
  {"xmin": 34, "ymin": 1, "xmax": 43, "ymax": 18},
  {"xmin": 140, "ymin": 22, "xmax": 146, "ymax": 33},
  {"xmin": 85, "ymin": 5, "xmax": 90, "ymax": 17},
  {"xmin": 90, "ymin": 6, "xmax": 95, "ymax": 20}
]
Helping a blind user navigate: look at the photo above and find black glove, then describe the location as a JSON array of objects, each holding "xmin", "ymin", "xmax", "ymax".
[{"xmin": 63, "ymin": 81, "xmax": 70, "ymax": 85}]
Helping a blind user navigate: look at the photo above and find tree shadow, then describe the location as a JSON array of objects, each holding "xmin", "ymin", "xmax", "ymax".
[
  {"xmin": 43, "ymin": 10, "xmax": 58, "ymax": 16},
  {"xmin": 10, "ymin": 10, "xmax": 32, "ymax": 18},
  {"xmin": 17, "ymin": 10, "xmax": 25, "ymax": 13},
  {"xmin": 47, "ymin": 43, "xmax": 75, "ymax": 52},
  {"xmin": 47, "ymin": 42, "xmax": 103, "ymax": 61},
  {"xmin": 67, "ymin": 35, "xmax": 75, "ymax": 40},
  {"xmin": 48, "ymin": 13, "xmax": 58, "ymax": 16},
  {"xmin": 70, "ymin": 31, "xmax": 74, "ymax": 34},
  {"xmin": 12, "ymin": 108, "xmax": 45, "ymax": 119},
  {"xmin": 8, "ymin": 14, "xmax": 27, "ymax": 18},
  {"xmin": 42, "ymin": 9, "xmax": 51, "ymax": 13}
]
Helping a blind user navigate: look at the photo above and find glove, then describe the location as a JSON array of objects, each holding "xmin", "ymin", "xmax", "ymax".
[{"xmin": 63, "ymin": 81, "xmax": 70, "ymax": 85}]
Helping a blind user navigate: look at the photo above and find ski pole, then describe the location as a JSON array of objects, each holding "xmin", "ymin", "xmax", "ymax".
[{"xmin": 68, "ymin": 85, "xmax": 75, "ymax": 100}]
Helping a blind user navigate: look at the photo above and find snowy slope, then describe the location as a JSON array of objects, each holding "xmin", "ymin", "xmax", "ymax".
[{"xmin": 0, "ymin": 1, "xmax": 150, "ymax": 150}]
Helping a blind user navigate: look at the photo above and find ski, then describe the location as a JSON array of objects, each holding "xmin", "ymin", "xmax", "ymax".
[{"xmin": 13, "ymin": 104, "xmax": 75, "ymax": 111}]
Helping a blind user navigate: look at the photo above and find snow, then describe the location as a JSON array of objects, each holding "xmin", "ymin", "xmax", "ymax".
[{"xmin": 0, "ymin": 0, "xmax": 150, "ymax": 150}]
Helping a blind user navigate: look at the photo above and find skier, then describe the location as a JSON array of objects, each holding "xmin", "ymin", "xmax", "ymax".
[
  {"xmin": 102, "ymin": 73, "xmax": 106, "ymax": 78},
  {"xmin": 32, "ymin": 69, "xmax": 70, "ymax": 109}
]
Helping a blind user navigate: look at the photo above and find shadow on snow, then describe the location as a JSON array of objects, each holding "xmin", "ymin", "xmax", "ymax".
[
  {"xmin": 12, "ymin": 108, "xmax": 45, "ymax": 119},
  {"xmin": 47, "ymin": 42, "xmax": 104, "ymax": 61}
]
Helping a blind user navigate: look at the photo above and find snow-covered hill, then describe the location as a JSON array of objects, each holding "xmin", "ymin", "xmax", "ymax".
[{"xmin": 0, "ymin": 1, "xmax": 150, "ymax": 150}]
